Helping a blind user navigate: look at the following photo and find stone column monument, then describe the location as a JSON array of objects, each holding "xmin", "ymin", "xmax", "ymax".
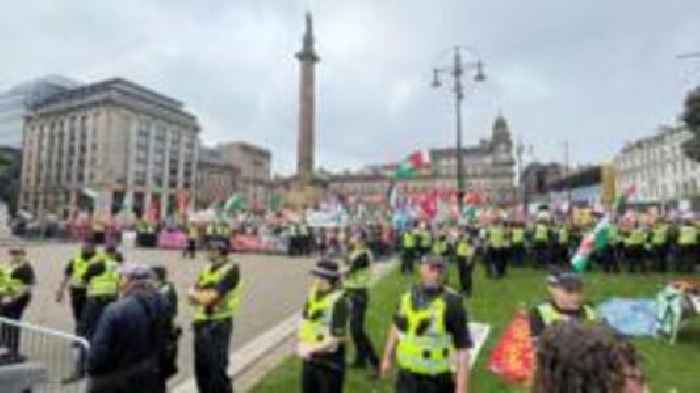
[{"xmin": 296, "ymin": 12, "xmax": 319, "ymax": 185}]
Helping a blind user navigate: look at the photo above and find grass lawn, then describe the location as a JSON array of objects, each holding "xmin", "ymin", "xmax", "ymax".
[{"xmin": 251, "ymin": 261, "xmax": 700, "ymax": 393}]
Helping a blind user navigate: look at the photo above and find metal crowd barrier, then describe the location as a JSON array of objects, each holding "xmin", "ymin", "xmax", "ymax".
[{"xmin": 0, "ymin": 317, "xmax": 89, "ymax": 393}]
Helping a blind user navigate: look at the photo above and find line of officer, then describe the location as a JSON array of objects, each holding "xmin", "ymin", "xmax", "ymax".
[
  {"xmin": 400, "ymin": 224, "xmax": 417, "ymax": 275},
  {"xmin": 381, "ymin": 256, "xmax": 473, "ymax": 393},
  {"xmin": 0, "ymin": 245, "xmax": 35, "ymax": 357},
  {"xmin": 529, "ymin": 270, "xmax": 597, "ymax": 340},
  {"xmin": 188, "ymin": 242, "xmax": 242, "ymax": 393},
  {"xmin": 297, "ymin": 259, "xmax": 349, "ymax": 393},
  {"xmin": 343, "ymin": 232, "xmax": 379, "ymax": 374}
]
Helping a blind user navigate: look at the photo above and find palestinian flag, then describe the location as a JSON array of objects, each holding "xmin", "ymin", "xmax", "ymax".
[
  {"xmin": 571, "ymin": 217, "xmax": 611, "ymax": 272},
  {"xmin": 394, "ymin": 150, "xmax": 428, "ymax": 179}
]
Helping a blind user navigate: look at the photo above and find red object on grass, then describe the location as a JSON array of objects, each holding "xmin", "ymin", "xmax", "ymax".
[{"xmin": 487, "ymin": 311, "xmax": 535, "ymax": 386}]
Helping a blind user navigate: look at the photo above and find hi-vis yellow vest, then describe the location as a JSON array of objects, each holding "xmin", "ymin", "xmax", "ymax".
[
  {"xmin": 558, "ymin": 227, "xmax": 569, "ymax": 244},
  {"xmin": 488, "ymin": 226, "xmax": 506, "ymax": 248},
  {"xmin": 298, "ymin": 284, "xmax": 344, "ymax": 345},
  {"xmin": 432, "ymin": 240, "xmax": 448, "ymax": 256},
  {"xmin": 194, "ymin": 262, "xmax": 243, "ymax": 321},
  {"xmin": 511, "ymin": 228, "xmax": 525, "ymax": 244},
  {"xmin": 456, "ymin": 240, "xmax": 473, "ymax": 257},
  {"xmin": 396, "ymin": 290, "xmax": 454, "ymax": 375},
  {"xmin": 0, "ymin": 263, "xmax": 29, "ymax": 297},
  {"xmin": 679, "ymin": 225, "xmax": 698, "ymax": 245},
  {"xmin": 402, "ymin": 232, "xmax": 416, "ymax": 249},
  {"xmin": 87, "ymin": 259, "xmax": 120, "ymax": 298},
  {"xmin": 534, "ymin": 224, "xmax": 549, "ymax": 242},
  {"xmin": 69, "ymin": 256, "xmax": 91, "ymax": 289},
  {"xmin": 537, "ymin": 302, "xmax": 597, "ymax": 326},
  {"xmin": 344, "ymin": 248, "xmax": 371, "ymax": 289}
]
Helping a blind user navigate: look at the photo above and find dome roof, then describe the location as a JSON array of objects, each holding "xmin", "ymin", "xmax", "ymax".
[{"xmin": 493, "ymin": 114, "xmax": 509, "ymax": 131}]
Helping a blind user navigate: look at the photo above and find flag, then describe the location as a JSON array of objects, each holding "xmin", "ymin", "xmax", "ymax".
[
  {"xmin": 82, "ymin": 188, "xmax": 98, "ymax": 199},
  {"xmin": 613, "ymin": 184, "xmax": 636, "ymax": 211},
  {"xmin": 571, "ymin": 216, "xmax": 610, "ymax": 272},
  {"xmin": 394, "ymin": 150, "xmax": 427, "ymax": 179},
  {"xmin": 488, "ymin": 311, "xmax": 535, "ymax": 385},
  {"xmin": 224, "ymin": 194, "xmax": 246, "ymax": 212}
]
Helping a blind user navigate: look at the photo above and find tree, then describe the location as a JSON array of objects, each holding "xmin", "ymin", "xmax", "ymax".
[{"xmin": 682, "ymin": 86, "xmax": 700, "ymax": 162}]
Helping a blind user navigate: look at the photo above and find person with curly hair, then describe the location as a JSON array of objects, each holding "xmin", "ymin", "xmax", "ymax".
[{"xmin": 532, "ymin": 321, "xmax": 648, "ymax": 393}]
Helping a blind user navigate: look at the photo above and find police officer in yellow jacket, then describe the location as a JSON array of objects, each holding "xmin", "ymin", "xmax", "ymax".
[
  {"xmin": 381, "ymin": 256, "xmax": 472, "ymax": 393},
  {"xmin": 400, "ymin": 225, "xmax": 418, "ymax": 275},
  {"xmin": 79, "ymin": 247, "xmax": 122, "ymax": 341},
  {"xmin": 188, "ymin": 242, "xmax": 241, "ymax": 393},
  {"xmin": 624, "ymin": 223, "xmax": 648, "ymax": 273},
  {"xmin": 0, "ymin": 245, "xmax": 35, "ymax": 356},
  {"xmin": 486, "ymin": 218, "xmax": 509, "ymax": 278},
  {"xmin": 56, "ymin": 242, "xmax": 97, "ymax": 333},
  {"xmin": 529, "ymin": 270, "xmax": 597, "ymax": 339},
  {"xmin": 455, "ymin": 232, "xmax": 475, "ymax": 296},
  {"xmin": 297, "ymin": 259, "xmax": 349, "ymax": 393},
  {"xmin": 344, "ymin": 232, "xmax": 380, "ymax": 374},
  {"xmin": 677, "ymin": 218, "xmax": 698, "ymax": 273}
]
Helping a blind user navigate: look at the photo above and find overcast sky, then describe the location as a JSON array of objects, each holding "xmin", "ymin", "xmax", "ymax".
[{"xmin": 2, "ymin": 0, "xmax": 700, "ymax": 175}]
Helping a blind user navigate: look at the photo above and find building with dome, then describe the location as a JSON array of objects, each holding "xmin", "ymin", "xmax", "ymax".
[{"xmin": 322, "ymin": 114, "xmax": 517, "ymax": 205}]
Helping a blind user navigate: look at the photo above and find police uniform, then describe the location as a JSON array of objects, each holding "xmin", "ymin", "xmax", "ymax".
[
  {"xmin": 152, "ymin": 265, "xmax": 181, "ymax": 385},
  {"xmin": 487, "ymin": 223, "xmax": 508, "ymax": 278},
  {"xmin": 400, "ymin": 229, "xmax": 417, "ymax": 274},
  {"xmin": 650, "ymin": 222, "xmax": 670, "ymax": 272},
  {"xmin": 431, "ymin": 235, "xmax": 449, "ymax": 259},
  {"xmin": 192, "ymin": 254, "xmax": 241, "ymax": 393},
  {"xmin": 418, "ymin": 228, "xmax": 432, "ymax": 258},
  {"xmin": 299, "ymin": 261, "xmax": 349, "ymax": 393},
  {"xmin": 184, "ymin": 224, "xmax": 198, "ymax": 259},
  {"xmin": 529, "ymin": 301, "xmax": 597, "ymax": 338},
  {"xmin": 624, "ymin": 226, "xmax": 648, "ymax": 273},
  {"xmin": 344, "ymin": 242, "xmax": 379, "ymax": 370},
  {"xmin": 0, "ymin": 250, "xmax": 35, "ymax": 355},
  {"xmin": 63, "ymin": 253, "xmax": 93, "ymax": 332},
  {"xmin": 455, "ymin": 234, "xmax": 475, "ymax": 295},
  {"xmin": 510, "ymin": 224, "xmax": 526, "ymax": 267},
  {"xmin": 392, "ymin": 284, "xmax": 472, "ymax": 393},
  {"xmin": 677, "ymin": 222, "xmax": 698, "ymax": 273},
  {"xmin": 80, "ymin": 254, "xmax": 121, "ymax": 340},
  {"xmin": 556, "ymin": 224, "xmax": 570, "ymax": 265},
  {"xmin": 532, "ymin": 222, "xmax": 551, "ymax": 266}
]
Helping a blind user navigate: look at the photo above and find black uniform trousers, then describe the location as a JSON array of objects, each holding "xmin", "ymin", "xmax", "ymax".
[
  {"xmin": 0, "ymin": 302, "xmax": 28, "ymax": 355},
  {"xmin": 400, "ymin": 248, "xmax": 415, "ymax": 274},
  {"xmin": 455, "ymin": 256, "xmax": 473, "ymax": 295},
  {"xmin": 347, "ymin": 289, "xmax": 379, "ymax": 367},
  {"xmin": 183, "ymin": 238, "xmax": 197, "ymax": 258},
  {"xmin": 652, "ymin": 243, "xmax": 669, "ymax": 272},
  {"xmin": 302, "ymin": 360, "xmax": 345, "ymax": 393},
  {"xmin": 625, "ymin": 245, "xmax": 647, "ymax": 273},
  {"xmin": 194, "ymin": 318, "xmax": 233, "ymax": 393},
  {"xmin": 396, "ymin": 370, "xmax": 454, "ymax": 393},
  {"xmin": 598, "ymin": 246, "xmax": 619, "ymax": 273},
  {"xmin": 678, "ymin": 244, "xmax": 697, "ymax": 273},
  {"xmin": 70, "ymin": 287, "xmax": 87, "ymax": 333},
  {"xmin": 533, "ymin": 242, "xmax": 549, "ymax": 267},
  {"xmin": 488, "ymin": 247, "xmax": 507, "ymax": 278}
]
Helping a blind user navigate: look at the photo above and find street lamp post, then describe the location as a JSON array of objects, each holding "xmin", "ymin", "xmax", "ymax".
[{"xmin": 432, "ymin": 46, "xmax": 486, "ymax": 212}]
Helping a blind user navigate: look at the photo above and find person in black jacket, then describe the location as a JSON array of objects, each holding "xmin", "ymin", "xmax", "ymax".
[{"xmin": 87, "ymin": 264, "xmax": 168, "ymax": 393}]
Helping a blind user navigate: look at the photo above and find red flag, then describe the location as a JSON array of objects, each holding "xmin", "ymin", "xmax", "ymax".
[
  {"xmin": 488, "ymin": 311, "xmax": 535, "ymax": 386},
  {"xmin": 408, "ymin": 150, "xmax": 425, "ymax": 169}
]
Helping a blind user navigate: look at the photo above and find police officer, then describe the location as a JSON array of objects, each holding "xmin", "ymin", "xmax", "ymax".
[
  {"xmin": 299, "ymin": 222, "xmax": 311, "ymax": 256},
  {"xmin": 400, "ymin": 225, "xmax": 417, "ymax": 275},
  {"xmin": 532, "ymin": 217, "xmax": 551, "ymax": 267},
  {"xmin": 529, "ymin": 270, "xmax": 597, "ymax": 339},
  {"xmin": 344, "ymin": 232, "xmax": 380, "ymax": 373},
  {"xmin": 288, "ymin": 222, "xmax": 299, "ymax": 256},
  {"xmin": 87, "ymin": 264, "xmax": 167, "ymax": 393},
  {"xmin": 431, "ymin": 231, "xmax": 449, "ymax": 259},
  {"xmin": 677, "ymin": 218, "xmax": 698, "ymax": 273},
  {"xmin": 80, "ymin": 247, "xmax": 122, "ymax": 341},
  {"xmin": 510, "ymin": 222, "xmax": 526, "ymax": 267},
  {"xmin": 624, "ymin": 223, "xmax": 648, "ymax": 273},
  {"xmin": 56, "ymin": 242, "xmax": 96, "ymax": 333},
  {"xmin": 455, "ymin": 231, "xmax": 475, "ymax": 296},
  {"xmin": 183, "ymin": 222, "xmax": 199, "ymax": 259},
  {"xmin": 650, "ymin": 218, "xmax": 670, "ymax": 272},
  {"xmin": 297, "ymin": 259, "xmax": 349, "ymax": 393},
  {"xmin": 486, "ymin": 217, "xmax": 508, "ymax": 278},
  {"xmin": 0, "ymin": 245, "xmax": 35, "ymax": 356},
  {"xmin": 380, "ymin": 256, "xmax": 473, "ymax": 393},
  {"xmin": 556, "ymin": 222, "xmax": 570, "ymax": 265},
  {"xmin": 188, "ymin": 242, "xmax": 241, "ymax": 393},
  {"xmin": 418, "ymin": 223, "xmax": 432, "ymax": 259}
]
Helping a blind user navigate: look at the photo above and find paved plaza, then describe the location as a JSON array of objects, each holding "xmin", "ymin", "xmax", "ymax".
[{"xmin": 11, "ymin": 242, "xmax": 318, "ymax": 387}]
